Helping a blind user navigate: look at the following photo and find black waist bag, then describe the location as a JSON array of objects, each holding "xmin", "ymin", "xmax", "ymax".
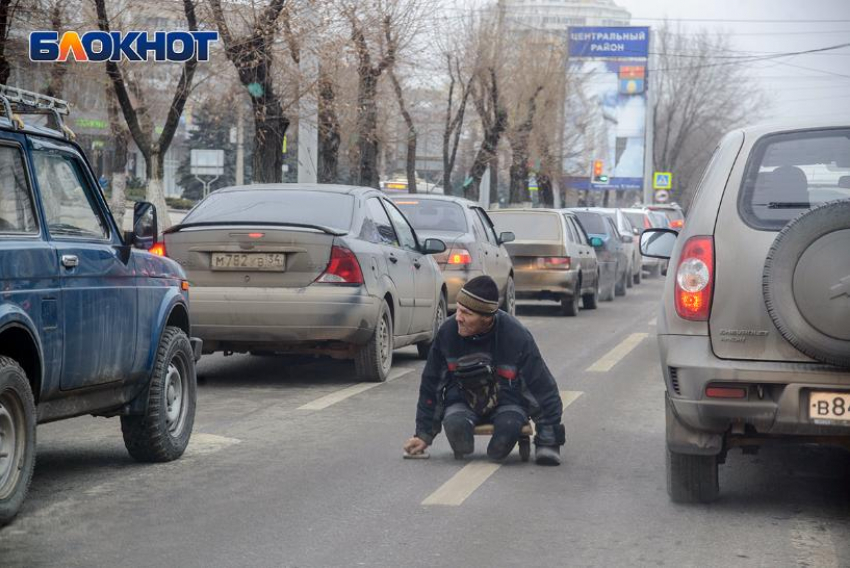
[{"xmin": 454, "ymin": 353, "xmax": 499, "ymax": 416}]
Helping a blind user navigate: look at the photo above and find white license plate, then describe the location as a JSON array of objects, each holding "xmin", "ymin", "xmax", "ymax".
[
  {"xmin": 210, "ymin": 253, "xmax": 285, "ymax": 272},
  {"xmin": 809, "ymin": 391, "xmax": 850, "ymax": 422}
]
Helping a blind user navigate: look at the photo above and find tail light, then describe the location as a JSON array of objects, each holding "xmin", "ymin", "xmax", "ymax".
[
  {"xmin": 149, "ymin": 242, "xmax": 166, "ymax": 256},
  {"xmin": 674, "ymin": 236, "xmax": 714, "ymax": 321},
  {"xmin": 447, "ymin": 248, "xmax": 472, "ymax": 265},
  {"xmin": 705, "ymin": 385, "xmax": 747, "ymax": 399},
  {"xmin": 316, "ymin": 245, "xmax": 364, "ymax": 285},
  {"xmin": 537, "ymin": 257, "xmax": 571, "ymax": 270},
  {"xmin": 644, "ymin": 216, "xmax": 652, "ymax": 229},
  {"xmin": 671, "ymin": 219, "xmax": 684, "ymax": 230}
]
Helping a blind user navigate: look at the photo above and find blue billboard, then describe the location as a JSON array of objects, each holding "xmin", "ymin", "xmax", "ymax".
[{"xmin": 568, "ymin": 27, "xmax": 650, "ymax": 59}]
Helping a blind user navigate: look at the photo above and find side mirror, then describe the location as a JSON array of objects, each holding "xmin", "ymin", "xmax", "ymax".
[
  {"xmin": 640, "ymin": 228, "xmax": 678, "ymax": 259},
  {"xmin": 621, "ymin": 234, "xmax": 634, "ymax": 244},
  {"xmin": 499, "ymin": 231, "xmax": 515, "ymax": 244},
  {"xmin": 422, "ymin": 238, "xmax": 447, "ymax": 255},
  {"xmin": 590, "ymin": 237, "xmax": 604, "ymax": 248},
  {"xmin": 131, "ymin": 201, "xmax": 158, "ymax": 250}
]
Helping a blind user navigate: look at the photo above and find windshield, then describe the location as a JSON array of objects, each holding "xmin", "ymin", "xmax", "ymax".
[
  {"xmin": 392, "ymin": 199, "xmax": 468, "ymax": 232},
  {"xmin": 183, "ymin": 189, "xmax": 355, "ymax": 232},
  {"xmin": 489, "ymin": 212, "xmax": 562, "ymax": 241},
  {"xmin": 572, "ymin": 211, "xmax": 607, "ymax": 235}
]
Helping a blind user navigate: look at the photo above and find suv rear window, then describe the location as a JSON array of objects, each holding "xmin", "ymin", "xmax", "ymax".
[
  {"xmin": 740, "ymin": 128, "xmax": 850, "ymax": 230},
  {"xmin": 392, "ymin": 199, "xmax": 468, "ymax": 232},
  {"xmin": 572, "ymin": 211, "xmax": 607, "ymax": 235},
  {"xmin": 489, "ymin": 212, "xmax": 561, "ymax": 241},
  {"xmin": 184, "ymin": 189, "xmax": 355, "ymax": 232}
]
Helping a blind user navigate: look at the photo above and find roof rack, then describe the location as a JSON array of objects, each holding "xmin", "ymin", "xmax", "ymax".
[{"xmin": 0, "ymin": 84, "xmax": 75, "ymax": 141}]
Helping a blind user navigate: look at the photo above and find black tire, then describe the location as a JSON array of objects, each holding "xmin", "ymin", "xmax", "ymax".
[
  {"xmin": 417, "ymin": 294, "xmax": 446, "ymax": 360},
  {"xmin": 666, "ymin": 447, "xmax": 720, "ymax": 504},
  {"xmin": 502, "ymin": 276, "xmax": 516, "ymax": 317},
  {"xmin": 560, "ymin": 284, "xmax": 580, "ymax": 317},
  {"xmin": 633, "ymin": 265, "xmax": 642, "ymax": 285},
  {"xmin": 582, "ymin": 273, "xmax": 599, "ymax": 310},
  {"xmin": 355, "ymin": 300, "xmax": 393, "ymax": 382},
  {"xmin": 0, "ymin": 357, "xmax": 36, "ymax": 527},
  {"xmin": 626, "ymin": 261, "xmax": 634, "ymax": 288},
  {"xmin": 519, "ymin": 438, "xmax": 531, "ymax": 462},
  {"xmin": 615, "ymin": 266, "xmax": 627, "ymax": 297},
  {"xmin": 647, "ymin": 264, "xmax": 661, "ymax": 278},
  {"xmin": 122, "ymin": 327, "xmax": 197, "ymax": 463}
]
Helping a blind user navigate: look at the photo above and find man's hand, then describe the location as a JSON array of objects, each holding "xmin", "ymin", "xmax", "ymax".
[{"xmin": 403, "ymin": 436, "xmax": 429, "ymax": 456}]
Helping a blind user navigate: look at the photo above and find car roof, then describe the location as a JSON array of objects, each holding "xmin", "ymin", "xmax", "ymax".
[
  {"xmin": 213, "ymin": 183, "xmax": 375, "ymax": 196},
  {"xmin": 390, "ymin": 193, "xmax": 477, "ymax": 207},
  {"xmin": 737, "ymin": 117, "xmax": 850, "ymax": 138},
  {"xmin": 490, "ymin": 208, "xmax": 569, "ymax": 215}
]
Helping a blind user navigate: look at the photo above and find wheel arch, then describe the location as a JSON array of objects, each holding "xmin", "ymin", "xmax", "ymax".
[{"xmin": 0, "ymin": 322, "xmax": 42, "ymax": 403}]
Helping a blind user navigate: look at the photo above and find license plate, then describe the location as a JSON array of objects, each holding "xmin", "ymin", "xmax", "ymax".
[
  {"xmin": 809, "ymin": 391, "xmax": 850, "ymax": 422},
  {"xmin": 210, "ymin": 253, "xmax": 285, "ymax": 271}
]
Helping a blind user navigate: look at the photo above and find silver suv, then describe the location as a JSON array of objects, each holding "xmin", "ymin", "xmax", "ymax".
[{"xmin": 641, "ymin": 121, "xmax": 850, "ymax": 503}]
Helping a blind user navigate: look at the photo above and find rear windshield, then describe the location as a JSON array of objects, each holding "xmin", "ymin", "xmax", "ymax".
[
  {"xmin": 489, "ymin": 212, "xmax": 561, "ymax": 241},
  {"xmin": 624, "ymin": 212, "xmax": 648, "ymax": 230},
  {"xmin": 183, "ymin": 189, "xmax": 355, "ymax": 232},
  {"xmin": 740, "ymin": 128, "xmax": 850, "ymax": 230},
  {"xmin": 572, "ymin": 211, "xmax": 607, "ymax": 235},
  {"xmin": 392, "ymin": 199, "xmax": 468, "ymax": 232},
  {"xmin": 650, "ymin": 208, "xmax": 684, "ymax": 222}
]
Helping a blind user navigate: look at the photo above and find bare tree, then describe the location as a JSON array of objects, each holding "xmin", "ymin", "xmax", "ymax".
[
  {"xmin": 317, "ymin": 66, "xmax": 341, "ymax": 183},
  {"xmin": 210, "ymin": 0, "xmax": 289, "ymax": 184},
  {"xmin": 652, "ymin": 23, "xmax": 767, "ymax": 209},
  {"xmin": 0, "ymin": 0, "xmax": 20, "ymax": 84},
  {"xmin": 442, "ymin": 54, "xmax": 473, "ymax": 196},
  {"xmin": 95, "ymin": 0, "xmax": 198, "ymax": 229},
  {"xmin": 43, "ymin": 2, "xmax": 66, "ymax": 98},
  {"xmin": 507, "ymin": 86, "xmax": 543, "ymax": 204},
  {"xmin": 387, "ymin": 65, "xmax": 416, "ymax": 193},
  {"xmin": 106, "ymin": 85, "xmax": 130, "ymax": 227},
  {"xmin": 466, "ymin": 67, "xmax": 507, "ymax": 201}
]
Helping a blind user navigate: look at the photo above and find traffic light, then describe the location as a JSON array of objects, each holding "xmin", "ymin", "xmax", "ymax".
[{"xmin": 591, "ymin": 160, "xmax": 609, "ymax": 184}]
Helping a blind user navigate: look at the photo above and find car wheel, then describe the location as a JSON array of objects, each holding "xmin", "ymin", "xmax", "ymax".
[
  {"xmin": 633, "ymin": 266, "xmax": 642, "ymax": 285},
  {"xmin": 356, "ymin": 300, "xmax": 393, "ymax": 382},
  {"xmin": 582, "ymin": 273, "xmax": 599, "ymax": 310},
  {"xmin": 615, "ymin": 266, "xmax": 627, "ymax": 297},
  {"xmin": 122, "ymin": 327, "xmax": 197, "ymax": 463},
  {"xmin": 626, "ymin": 261, "xmax": 634, "ymax": 288},
  {"xmin": 417, "ymin": 294, "xmax": 446, "ymax": 360},
  {"xmin": 560, "ymin": 284, "xmax": 580, "ymax": 317},
  {"xmin": 0, "ymin": 357, "xmax": 36, "ymax": 527},
  {"xmin": 647, "ymin": 264, "xmax": 661, "ymax": 278},
  {"xmin": 666, "ymin": 447, "xmax": 720, "ymax": 504},
  {"xmin": 502, "ymin": 276, "xmax": 516, "ymax": 317}
]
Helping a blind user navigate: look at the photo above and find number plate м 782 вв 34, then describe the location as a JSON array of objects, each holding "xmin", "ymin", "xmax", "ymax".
[{"xmin": 211, "ymin": 253, "xmax": 285, "ymax": 271}]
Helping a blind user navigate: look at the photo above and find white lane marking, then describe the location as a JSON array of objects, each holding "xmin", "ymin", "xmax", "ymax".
[
  {"xmin": 586, "ymin": 333, "xmax": 649, "ymax": 373},
  {"xmin": 184, "ymin": 433, "xmax": 242, "ymax": 458},
  {"xmin": 791, "ymin": 519, "xmax": 838, "ymax": 568},
  {"xmin": 387, "ymin": 367, "xmax": 415, "ymax": 382},
  {"xmin": 298, "ymin": 383, "xmax": 380, "ymax": 410},
  {"xmin": 422, "ymin": 390, "xmax": 583, "ymax": 506},
  {"xmin": 648, "ymin": 317, "xmax": 657, "ymax": 326}
]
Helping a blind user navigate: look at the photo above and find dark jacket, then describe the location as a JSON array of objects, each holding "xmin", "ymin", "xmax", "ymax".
[{"xmin": 414, "ymin": 311, "xmax": 563, "ymax": 444}]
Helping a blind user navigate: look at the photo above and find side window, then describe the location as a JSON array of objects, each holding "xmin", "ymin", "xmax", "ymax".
[
  {"xmin": 575, "ymin": 219, "xmax": 589, "ymax": 245},
  {"xmin": 362, "ymin": 197, "xmax": 398, "ymax": 246},
  {"xmin": 605, "ymin": 217, "xmax": 620, "ymax": 239},
  {"xmin": 0, "ymin": 145, "xmax": 37, "ymax": 234},
  {"xmin": 470, "ymin": 209, "xmax": 488, "ymax": 242},
  {"xmin": 473, "ymin": 208, "xmax": 499, "ymax": 245},
  {"xmin": 382, "ymin": 200, "xmax": 419, "ymax": 252},
  {"xmin": 34, "ymin": 151, "xmax": 108, "ymax": 239},
  {"xmin": 562, "ymin": 215, "xmax": 577, "ymax": 243}
]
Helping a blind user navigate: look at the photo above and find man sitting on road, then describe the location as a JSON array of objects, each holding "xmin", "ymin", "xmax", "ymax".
[{"xmin": 403, "ymin": 275, "xmax": 565, "ymax": 465}]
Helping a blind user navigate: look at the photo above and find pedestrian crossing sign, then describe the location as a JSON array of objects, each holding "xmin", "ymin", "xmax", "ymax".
[{"xmin": 653, "ymin": 172, "xmax": 672, "ymax": 190}]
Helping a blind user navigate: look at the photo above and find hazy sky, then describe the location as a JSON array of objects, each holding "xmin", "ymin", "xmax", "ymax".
[{"xmin": 615, "ymin": 0, "xmax": 850, "ymax": 121}]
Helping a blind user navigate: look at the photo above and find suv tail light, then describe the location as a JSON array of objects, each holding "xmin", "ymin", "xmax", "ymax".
[
  {"xmin": 316, "ymin": 245, "xmax": 364, "ymax": 285},
  {"xmin": 149, "ymin": 242, "xmax": 166, "ymax": 256},
  {"xmin": 537, "ymin": 257, "xmax": 571, "ymax": 270},
  {"xmin": 674, "ymin": 236, "xmax": 714, "ymax": 321}
]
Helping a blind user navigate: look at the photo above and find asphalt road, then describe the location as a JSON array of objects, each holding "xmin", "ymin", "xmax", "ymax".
[{"xmin": 2, "ymin": 277, "xmax": 849, "ymax": 568}]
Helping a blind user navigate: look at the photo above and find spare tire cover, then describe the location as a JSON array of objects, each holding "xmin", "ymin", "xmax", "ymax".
[{"xmin": 763, "ymin": 200, "xmax": 850, "ymax": 368}]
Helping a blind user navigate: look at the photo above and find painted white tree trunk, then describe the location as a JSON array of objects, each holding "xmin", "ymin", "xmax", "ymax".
[{"xmin": 146, "ymin": 152, "xmax": 172, "ymax": 231}]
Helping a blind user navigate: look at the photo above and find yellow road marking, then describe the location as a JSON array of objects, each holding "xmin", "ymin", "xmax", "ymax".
[
  {"xmin": 422, "ymin": 390, "xmax": 583, "ymax": 506},
  {"xmin": 586, "ymin": 333, "xmax": 649, "ymax": 372}
]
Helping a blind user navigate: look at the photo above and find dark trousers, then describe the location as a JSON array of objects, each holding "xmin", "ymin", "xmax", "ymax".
[{"xmin": 443, "ymin": 403, "xmax": 527, "ymax": 460}]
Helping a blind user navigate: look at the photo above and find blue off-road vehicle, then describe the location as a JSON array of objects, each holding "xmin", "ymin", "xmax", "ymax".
[{"xmin": 0, "ymin": 86, "xmax": 201, "ymax": 525}]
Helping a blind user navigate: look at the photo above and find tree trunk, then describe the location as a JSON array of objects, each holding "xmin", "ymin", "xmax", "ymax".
[
  {"xmin": 538, "ymin": 172, "xmax": 553, "ymax": 207},
  {"xmin": 249, "ymin": 92, "xmax": 287, "ymax": 184},
  {"xmin": 106, "ymin": 88, "xmax": 129, "ymax": 228},
  {"xmin": 389, "ymin": 68, "xmax": 416, "ymax": 194},
  {"xmin": 146, "ymin": 150, "xmax": 170, "ymax": 233},
  {"xmin": 317, "ymin": 72, "xmax": 340, "ymax": 183},
  {"xmin": 356, "ymin": 74, "xmax": 380, "ymax": 188},
  {"xmin": 0, "ymin": 0, "xmax": 14, "ymax": 85},
  {"xmin": 44, "ymin": 3, "xmax": 66, "ymax": 99}
]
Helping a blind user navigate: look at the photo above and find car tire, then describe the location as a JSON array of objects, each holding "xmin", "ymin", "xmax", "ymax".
[
  {"xmin": 763, "ymin": 200, "xmax": 850, "ymax": 368},
  {"xmin": 648, "ymin": 264, "xmax": 661, "ymax": 278},
  {"xmin": 666, "ymin": 447, "xmax": 720, "ymax": 504},
  {"xmin": 122, "ymin": 327, "xmax": 197, "ymax": 463},
  {"xmin": 633, "ymin": 266, "xmax": 642, "ymax": 285},
  {"xmin": 502, "ymin": 276, "xmax": 516, "ymax": 317},
  {"xmin": 626, "ymin": 261, "xmax": 634, "ymax": 288},
  {"xmin": 0, "ymin": 357, "xmax": 36, "ymax": 527},
  {"xmin": 615, "ymin": 266, "xmax": 627, "ymax": 297},
  {"xmin": 356, "ymin": 300, "xmax": 393, "ymax": 382},
  {"xmin": 582, "ymin": 274, "xmax": 599, "ymax": 310},
  {"xmin": 417, "ymin": 294, "xmax": 446, "ymax": 360},
  {"xmin": 560, "ymin": 284, "xmax": 580, "ymax": 317}
]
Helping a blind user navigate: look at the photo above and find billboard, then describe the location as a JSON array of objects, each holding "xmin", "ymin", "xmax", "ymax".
[{"xmin": 565, "ymin": 27, "xmax": 650, "ymax": 192}]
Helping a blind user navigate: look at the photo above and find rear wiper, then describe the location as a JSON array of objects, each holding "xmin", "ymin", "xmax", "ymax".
[
  {"xmin": 765, "ymin": 202, "xmax": 809, "ymax": 209},
  {"xmin": 164, "ymin": 221, "xmax": 347, "ymax": 237}
]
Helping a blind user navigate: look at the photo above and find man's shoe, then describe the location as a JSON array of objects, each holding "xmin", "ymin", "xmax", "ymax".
[{"xmin": 535, "ymin": 445, "xmax": 561, "ymax": 466}]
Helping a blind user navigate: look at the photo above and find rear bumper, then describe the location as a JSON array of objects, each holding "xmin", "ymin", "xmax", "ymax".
[
  {"xmin": 190, "ymin": 285, "xmax": 379, "ymax": 351},
  {"xmin": 660, "ymin": 334, "xmax": 850, "ymax": 453},
  {"xmin": 514, "ymin": 267, "xmax": 578, "ymax": 299}
]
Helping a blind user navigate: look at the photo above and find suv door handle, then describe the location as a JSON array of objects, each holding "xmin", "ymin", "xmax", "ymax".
[
  {"xmin": 388, "ymin": 254, "xmax": 398, "ymax": 264},
  {"xmin": 61, "ymin": 255, "xmax": 79, "ymax": 268}
]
